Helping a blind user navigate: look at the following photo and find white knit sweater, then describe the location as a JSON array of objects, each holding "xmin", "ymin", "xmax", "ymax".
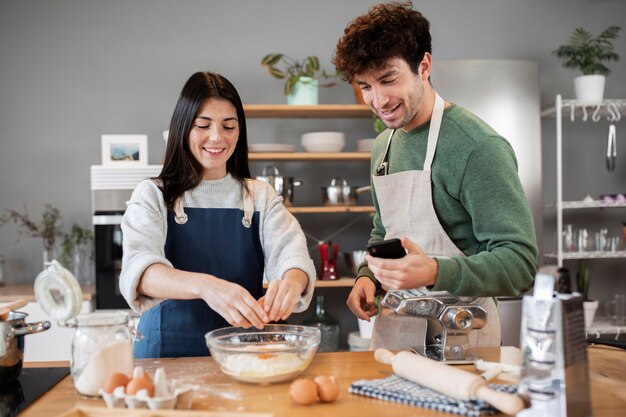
[{"xmin": 119, "ymin": 174, "xmax": 316, "ymax": 313}]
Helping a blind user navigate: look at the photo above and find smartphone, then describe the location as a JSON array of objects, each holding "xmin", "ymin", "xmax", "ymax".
[{"xmin": 366, "ymin": 238, "xmax": 406, "ymax": 259}]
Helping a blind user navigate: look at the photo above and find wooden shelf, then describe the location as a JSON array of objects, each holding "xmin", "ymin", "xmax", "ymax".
[
  {"xmin": 263, "ymin": 277, "xmax": 356, "ymax": 289},
  {"xmin": 544, "ymin": 200, "xmax": 626, "ymax": 209},
  {"xmin": 286, "ymin": 206, "xmax": 374, "ymax": 214},
  {"xmin": 544, "ymin": 250, "xmax": 626, "ymax": 260},
  {"xmin": 244, "ymin": 104, "xmax": 372, "ymax": 118},
  {"xmin": 249, "ymin": 152, "xmax": 370, "ymax": 161}
]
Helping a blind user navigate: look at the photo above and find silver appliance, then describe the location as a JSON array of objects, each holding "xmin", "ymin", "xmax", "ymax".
[
  {"xmin": 90, "ymin": 165, "xmax": 161, "ymax": 309},
  {"xmin": 381, "ymin": 290, "xmax": 487, "ymax": 363},
  {"xmin": 517, "ymin": 268, "xmax": 591, "ymax": 417}
]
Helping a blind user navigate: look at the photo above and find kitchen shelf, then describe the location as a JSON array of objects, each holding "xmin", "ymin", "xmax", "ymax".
[
  {"xmin": 244, "ymin": 104, "xmax": 372, "ymax": 118},
  {"xmin": 544, "ymin": 200, "xmax": 626, "ymax": 209},
  {"xmin": 249, "ymin": 152, "xmax": 370, "ymax": 161},
  {"xmin": 287, "ymin": 206, "xmax": 374, "ymax": 214},
  {"xmin": 541, "ymin": 99, "xmax": 626, "ymax": 118},
  {"xmin": 263, "ymin": 278, "xmax": 356, "ymax": 289},
  {"xmin": 544, "ymin": 95, "xmax": 626, "ymax": 266},
  {"xmin": 586, "ymin": 317, "xmax": 626, "ymax": 338},
  {"xmin": 544, "ymin": 250, "xmax": 626, "ymax": 260}
]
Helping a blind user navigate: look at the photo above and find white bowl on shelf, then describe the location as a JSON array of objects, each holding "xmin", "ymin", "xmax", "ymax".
[{"xmin": 301, "ymin": 131, "xmax": 345, "ymax": 152}]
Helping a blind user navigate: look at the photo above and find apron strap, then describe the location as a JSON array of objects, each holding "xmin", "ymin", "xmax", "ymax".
[
  {"xmin": 173, "ymin": 197, "xmax": 188, "ymax": 225},
  {"xmin": 242, "ymin": 180, "xmax": 253, "ymax": 228},
  {"xmin": 423, "ymin": 93, "xmax": 445, "ymax": 171},
  {"xmin": 375, "ymin": 129, "xmax": 395, "ymax": 176}
]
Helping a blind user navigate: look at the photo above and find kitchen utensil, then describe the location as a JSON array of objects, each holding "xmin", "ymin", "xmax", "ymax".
[
  {"xmin": 518, "ymin": 270, "xmax": 591, "ymax": 417},
  {"xmin": 321, "ymin": 177, "xmax": 370, "ymax": 206},
  {"xmin": 606, "ymin": 124, "xmax": 616, "ymax": 172},
  {"xmin": 318, "ymin": 241, "xmax": 338, "ymax": 280},
  {"xmin": 0, "ymin": 311, "xmax": 51, "ymax": 384},
  {"xmin": 255, "ymin": 165, "xmax": 302, "ymax": 206},
  {"xmin": 374, "ymin": 349, "xmax": 525, "ymax": 415},
  {"xmin": 381, "ymin": 291, "xmax": 486, "ymax": 363},
  {"xmin": 205, "ymin": 324, "xmax": 320, "ymax": 384},
  {"xmin": 0, "ymin": 299, "xmax": 28, "ymax": 321}
]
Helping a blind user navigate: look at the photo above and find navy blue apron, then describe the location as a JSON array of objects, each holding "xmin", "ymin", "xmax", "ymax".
[{"xmin": 134, "ymin": 206, "xmax": 264, "ymax": 358}]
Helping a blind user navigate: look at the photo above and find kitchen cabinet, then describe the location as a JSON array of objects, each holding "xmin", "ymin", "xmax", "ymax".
[
  {"xmin": 542, "ymin": 95, "xmax": 626, "ymax": 334},
  {"xmin": 246, "ymin": 104, "xmax": 375, "ymax": 287}
]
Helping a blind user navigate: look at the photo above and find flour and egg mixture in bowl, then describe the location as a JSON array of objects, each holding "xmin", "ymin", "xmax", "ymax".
[{"xmin": 205, "ymin": 324, "xmax": 321, "ymax": 383}]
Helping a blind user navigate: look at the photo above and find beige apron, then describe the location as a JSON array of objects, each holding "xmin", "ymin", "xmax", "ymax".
[{"xmin": 369, "ymin": 93, "xmax": 501, "ymax": 350}]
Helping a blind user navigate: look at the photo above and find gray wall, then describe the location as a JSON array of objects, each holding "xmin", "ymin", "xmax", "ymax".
[{"xmin": 2, "ymin": 1, "xmax": 625, "ymax": 342}]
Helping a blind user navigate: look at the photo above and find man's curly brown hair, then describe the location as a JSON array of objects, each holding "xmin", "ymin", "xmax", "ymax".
[{"xmin": 333, "ymin": 1, "xmax": 431, "ymax": 83}]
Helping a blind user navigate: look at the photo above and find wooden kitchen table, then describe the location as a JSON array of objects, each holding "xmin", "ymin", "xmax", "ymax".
[{"xmin": 19, "ymin": 346, "xmax": 626, "ymax": 417}]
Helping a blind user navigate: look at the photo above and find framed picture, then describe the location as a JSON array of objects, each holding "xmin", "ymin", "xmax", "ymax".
[{"xmin": 101, "ymin": 134, "xmax": 148, "ymax": 166}]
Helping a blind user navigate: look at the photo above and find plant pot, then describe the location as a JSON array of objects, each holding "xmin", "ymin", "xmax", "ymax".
[
  {"xmin": 583, "ymin": 299, "xmax": 599, "ymax": 329},
  {"xmin": 574, "ymin": 75, "xmax": 605, "ymax": 104},
  {"xmin": 288, "ymin": 77, "xmax": 319, "ymax": 105}
]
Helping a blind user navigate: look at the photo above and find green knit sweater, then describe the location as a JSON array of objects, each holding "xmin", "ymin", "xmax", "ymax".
[{"xmin": 360, "ymin": 103, "xmax": 538, "ymax": 297}]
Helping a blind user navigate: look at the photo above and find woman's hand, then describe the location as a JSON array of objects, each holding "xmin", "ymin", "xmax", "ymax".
[
  {"xmin": 365, "ymin": 236, "xmax": 438, "ymax": 290},
  {"xmin": 199, "ymin": 277, "xmax": 269, "ymax": 329},
  {"xmin": 260, "ymin": 269, "xmax": 308, "ymax": 321}
]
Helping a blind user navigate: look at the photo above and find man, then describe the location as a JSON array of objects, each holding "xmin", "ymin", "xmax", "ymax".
[{"xmin": 333, "ymin": 2, "xmax": 538, "ymax": 350}]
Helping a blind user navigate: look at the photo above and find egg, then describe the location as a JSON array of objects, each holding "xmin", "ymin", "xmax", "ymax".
[
  {"xmin": 102, "ymin": 372, "xmax": 130, "ymax": 393},
  {"xmin": 126, "ymin": 375, "xmax": 154, "ymax": 397},
  {"xmin": 314, "ymin": 375, "xmax": 339, "ymax": 403},
  {"xmin": 289, "ymin": 378, "xmax": 319, "ymax": 405}
]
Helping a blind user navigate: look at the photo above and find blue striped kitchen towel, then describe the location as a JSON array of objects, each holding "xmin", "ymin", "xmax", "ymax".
[{"xmin": 349, "ymin": 374, "xmax": 517, "ymax": 417}]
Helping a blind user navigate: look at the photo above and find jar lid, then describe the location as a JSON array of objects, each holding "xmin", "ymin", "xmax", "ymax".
[
  {"xmin": 34, "ymin": 260, "xmax": 83, "ymax": 322},
  {"xmin": 74, "ymin": 311, "xmax": 129, "ymax": 327}
]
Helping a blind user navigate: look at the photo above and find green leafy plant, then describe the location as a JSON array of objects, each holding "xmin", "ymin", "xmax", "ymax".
[
  {"xmin": 0, "ymin": 204, "xmax": 63, "ymax": 256},
  {"xmin": 261, "ymin": 53, "xmax": 339, "ymax": 96},
  {"xmin": 373, "ymin": 114, "xmax": 386, "ymax": 134},
  {"xmin": 552, "ymin": 25, "xmax": 621, "ymax": 75},
  {"xmin": 576, "ymin": 259, "xmax": 590, "ymax": 301},
  {"xmin": 60, "ymin": 224, "xmax": 94, "ymax": 268}
]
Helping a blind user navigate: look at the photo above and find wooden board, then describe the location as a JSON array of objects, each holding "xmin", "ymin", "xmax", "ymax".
[{"xmin": 57, "ymin": 406, "xmax": 272, "ymax": 417}]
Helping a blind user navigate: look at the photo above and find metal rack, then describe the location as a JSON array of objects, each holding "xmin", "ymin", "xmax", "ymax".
[{"xmin": 543, "ymin": 95, "xmax": 626, "ymax": 266}]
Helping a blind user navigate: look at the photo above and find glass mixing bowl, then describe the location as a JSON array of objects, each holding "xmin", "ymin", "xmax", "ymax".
[{"xmin": 205, "ymin": 324, "xmax": 321, "ymax": 384}]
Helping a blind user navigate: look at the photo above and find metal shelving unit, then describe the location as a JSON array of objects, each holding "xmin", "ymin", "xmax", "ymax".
[{"xmin": 542, "ymin": 95, "xmax": 625, "ymax": 266}]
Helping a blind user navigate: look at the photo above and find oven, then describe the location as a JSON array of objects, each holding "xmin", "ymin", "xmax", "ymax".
[
  {"xmin": 92, "ymin": 189, "xmax": 132, "ymax": 309},
  {"xmin": 90, "ymin": 165, "xmax": 162, "ymax": 309}
]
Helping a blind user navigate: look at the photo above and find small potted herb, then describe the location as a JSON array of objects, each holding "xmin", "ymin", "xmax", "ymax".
[
  {"xmin": 552, "ymin": 25, "xmax": 620, "ymax": 103},
  {"xmin": 0, "ymin": 204, "xmax": 63, "ymax": 267},
  {"xmin": 576, "ymin": 260, "xmax": 598, "ymax": 328},
  {"xmin": 261, "ymin": 53, "xmax": 338, "ymax": 104}
]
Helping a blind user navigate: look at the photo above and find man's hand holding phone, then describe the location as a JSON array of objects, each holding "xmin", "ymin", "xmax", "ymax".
[{"xmin": 365, "ymin": 236, "xmax": 438, "ymax": 290}]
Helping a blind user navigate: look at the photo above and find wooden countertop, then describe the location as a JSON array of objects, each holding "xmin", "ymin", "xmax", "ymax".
[
  {"xmin": 19, "ymin": 346, "xmax": 626, "ymax": 417},
  {"xmin": 0, "ymin": 284, "xmax": 94, "ymax": 302}
]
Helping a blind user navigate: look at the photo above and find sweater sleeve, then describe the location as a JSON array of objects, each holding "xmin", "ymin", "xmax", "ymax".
[
  {"xmin": 256, "ymin": 182, "xmax": 316, "ymax": 312},
  {"xmin": 432, "ymin": 138, "xmax": 538, "ymax": 296},
  {"xmin": 119, "ymin": 180, "xmax": 172, "ymax": 313}
]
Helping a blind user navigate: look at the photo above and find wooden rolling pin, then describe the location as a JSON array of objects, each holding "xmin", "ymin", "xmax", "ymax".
[
  {"xmin": 374, "ymin": 349, "xmax": 525, "ymax": 415},
  {"xmin": 0, "ymin": 298, "xmax": 28, "ymax": 320}
]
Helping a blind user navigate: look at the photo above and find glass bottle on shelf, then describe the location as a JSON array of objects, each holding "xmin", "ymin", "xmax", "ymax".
[{"xmin": 302, "ymin": 294, "xmax": 340, "ymax": 352}]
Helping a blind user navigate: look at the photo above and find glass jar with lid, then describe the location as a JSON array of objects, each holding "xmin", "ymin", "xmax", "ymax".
[
  {"xmin": 70, "ymin": 311, "xmax": 134, "ymax": 396},
  {"xmin": 34, "ymin": 260, "xmax": 136, "ymax": 397}
]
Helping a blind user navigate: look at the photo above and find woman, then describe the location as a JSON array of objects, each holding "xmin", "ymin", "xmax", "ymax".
[{"xmin": 120, "ymin": 71, "xmax": 316, "ymax": 358}]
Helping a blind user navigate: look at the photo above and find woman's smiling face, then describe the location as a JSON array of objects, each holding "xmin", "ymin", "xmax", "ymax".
[{"xmin": 188, "ymin": 98, "xmax": 240, "ymax": 180}]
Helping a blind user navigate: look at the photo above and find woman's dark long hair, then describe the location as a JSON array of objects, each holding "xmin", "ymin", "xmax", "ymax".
[{"xmin": 158, "ymin": 72, "xmax": 250, "ymax": 210}]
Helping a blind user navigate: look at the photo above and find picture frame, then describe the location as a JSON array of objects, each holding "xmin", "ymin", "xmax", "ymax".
[{"xmin": 101, "ymin": 134, "xmax": 148, "ymax": 166}]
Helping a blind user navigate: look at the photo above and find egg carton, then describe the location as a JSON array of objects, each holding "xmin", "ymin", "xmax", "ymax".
[{"xmin": 99, "ymin": 368, "xmax": 192, "ymax": 410}]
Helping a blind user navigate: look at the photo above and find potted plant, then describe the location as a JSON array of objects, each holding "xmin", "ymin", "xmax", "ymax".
[
  {"xmin": 60, "ymin": 223, "xmax": 94, "ymax": 283},
  {"xmin": 576, "ymin": 259, "xmax": 598, "ymax": 328},
  {"xmin": 261, "ymin": 53, "xmax": 338, "ymax": 105},
  {"xmin": 0, "ymin": 204, "xmax": 63, "ymax": 268},
  {"xmin": 552, "ymin": 25, "xmax": 621, "ymax": 103}
]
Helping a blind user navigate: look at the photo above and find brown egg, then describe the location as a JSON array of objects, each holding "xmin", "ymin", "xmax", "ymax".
[
  {"xmin": 314, "ymin": 375, "xmax": 340, "ymax": 402},
  {"xmin": 102, "ymin": 372, "xmax": 130, "ymax": 393},
  {"xmin": 289, "ymin": 378, "xmax": 319, "ymax": 405},
  {"xmin": 126, "ymin": 375, "xmax": 154, "ymax": 397}
]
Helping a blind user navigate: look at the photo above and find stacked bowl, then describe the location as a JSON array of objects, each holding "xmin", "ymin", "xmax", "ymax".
[{"xmin": 301, "ymin": 132, "xmax": 345, "ymax": 152}]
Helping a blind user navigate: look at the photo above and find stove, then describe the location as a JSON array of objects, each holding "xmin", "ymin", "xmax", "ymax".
[{"xmin": 0, "ymin": 367, "xmax": 69, "ymax": 417}]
